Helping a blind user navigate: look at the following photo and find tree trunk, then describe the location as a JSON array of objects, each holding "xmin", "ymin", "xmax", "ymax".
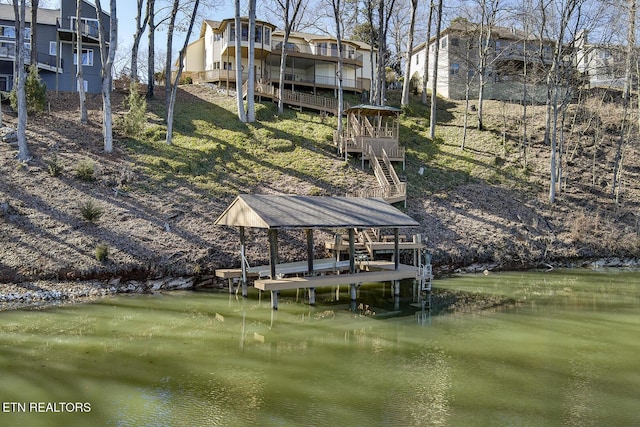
[
  {"xmin": 332, "ymin": 0, "xmax": 344, "ymax": 134},
  {"xmin": 146, "ymin": 0, "xmax": 155, "ymax": 99},
  {"xmin": 612, "ymin": 0, "xmax": 636, "ymax": 202},
  {"xmin": 429, "ymin": 0, "xmax": 443, "ymax": 139},
  {"xmin": 234, "ymin": 0, "xmax": 246, "ymax": 122},
  {"xmin": 400, "ymin": 0, "xmax": 417, "ymax": 107},
  {"xmin": 131, "ymin": 0, "xmax": 148, "ymax": 81},
  {"xmin": 421, "ymin": 0, "xmax": 434, "ymax": 105},
  {"xmin": 76, "ymin": 0, "xmax": 87, "ymax": 124},
  {"xmin": 165, "ymin": 0, "xmax": 179, "ymax": 122},
  {"xmin": 13, "ymin": 0, "xmax": 29, "ymax": 161},
  {"xmin": 246, "ymin": 0, "xmax": 256, "ymax": 122},
  {"xmin": 166, "ymin": 0, "xmax": 200, "ymax": 145},
  {"xmin": 94, "ymin": 0, "xmax": 118, "ymax": 153},
  {"xmin": 30, "ymin": 0, "xmax": 39, "ymax": 67}
]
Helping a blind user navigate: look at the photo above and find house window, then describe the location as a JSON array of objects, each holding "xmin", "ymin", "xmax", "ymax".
[
  {"xmin": 0, "ymin": 26, "xmax": 15, "ymax": 38},
  {"xmin": 23, "ymin": 28, "xmax": 31, "ymax": 40},
  {"xmin": 451, "ymin": 37, "xmax": 459, "ymax": 47},
  {"xmin": 49, "ymin": 41, "xmax": 57, "ymax": 55},
  {"xmin": 599, "ymin": 50, "xmax": 611, "ymax": 60},
  {"xmin": 241, "ymin": 23, "xmax": 249, "ymax": 42},
  {"xmin": 77, "ymin": 79, "xmax": 88, "ymax": 92},
  {"xmin": 255, "ymin": 25, "xmax": 262, "ymax": 43},
  {"xmin": 0, "ymin": 75, "xmax": 12, "ymax": 91},
  {"xmin": 229, "ymin": 24, "xmax": 235, "ymax": 41},
  {"xmin": 451, "ymin": 63, "xmax": 460, "ymax": 75},
  {"xmin": 264, "ymin": 27, "xmax": 271, "ymax": 45},
  {"xmin": 223, "ymin": 62, "xmax": 232, "ymax": 70},
  {"xmin": 73, "ymin": 48, "xmax": 94, "ymax": 66},
  {"xmin": 441, "ymin": 36, "xmax": 447, "ymax": 48}
]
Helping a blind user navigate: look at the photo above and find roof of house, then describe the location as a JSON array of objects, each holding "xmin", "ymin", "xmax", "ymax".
[
  {"xmin": 0, "ymin": 5, "xmax": 59, "ymax": 25},
  {"xmin": 215, "ymin": 195, "xmax": 420, "ymax": 229}
]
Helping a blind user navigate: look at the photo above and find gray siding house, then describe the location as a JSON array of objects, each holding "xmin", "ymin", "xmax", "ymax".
[{"xmin": 0, "ymin": 0, "xmax": 109, "ymax": 94}]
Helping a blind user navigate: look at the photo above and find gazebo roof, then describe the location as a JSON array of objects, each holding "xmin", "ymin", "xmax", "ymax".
[
  {"xmin": 214, "ymin": 195, "xmax": 419, "ymax": 229},
  {"xmin": 344, "ymin": 104, "xmax": 402, "ymax": 116}
]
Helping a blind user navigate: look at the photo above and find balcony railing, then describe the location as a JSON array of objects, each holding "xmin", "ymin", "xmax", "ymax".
[
  {"xmin": 273, "ymin": 40, "xmax": 363, "ymax": 62},
  {"xmin": 0, "ymin": 42, "xmax": 59, "ymax": 69}
]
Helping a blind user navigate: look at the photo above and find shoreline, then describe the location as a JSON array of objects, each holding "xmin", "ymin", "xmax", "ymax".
[{"xmin": 2, "ymin": 256, "xmax": 638, "ymax": 312}]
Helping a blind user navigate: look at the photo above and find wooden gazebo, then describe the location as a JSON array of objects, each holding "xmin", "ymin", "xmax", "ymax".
[{"xmin": 214, "ymin": 194, "xmax": 424, "ymax": 309}]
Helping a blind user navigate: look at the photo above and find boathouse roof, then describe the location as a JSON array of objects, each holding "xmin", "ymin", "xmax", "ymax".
[{"xmin": 214, "ymin": 194, "xmax": 420, "ymax": 229}]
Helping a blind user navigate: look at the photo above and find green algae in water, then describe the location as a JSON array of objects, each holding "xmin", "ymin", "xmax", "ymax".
[{"xmin": 0, "ymin": 270, "xmax": 638, "ymax": 426}]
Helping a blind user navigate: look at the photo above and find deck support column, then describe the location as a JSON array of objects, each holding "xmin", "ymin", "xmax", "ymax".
[
  {"xmin": 306, "ymin": 229, "xmax": 316, "ymax": 306},
  {"xmin": 348, "ymin": 228, "xmax": 355, "ymax": 274},
  {"xmin": 394, "ymin": 228, "xmax": 400, "ymax": 271},
  {"xmin": 240, "ymin": 226, "xmax": 248, "ymax": 297},
  {"xmin": 271, "ymin": 290, "xmax": 279, "ymax": 310},
  {"xmin": 268, "ymin": 229, "xmax": 279, "ymax": 280},
  {"xmin": 350, "ymin": 283, "xmax": 357, "ymax": 301},
  {"xmin": 309, "ymin": 288, "xmax": 316, "ymax": 305}
]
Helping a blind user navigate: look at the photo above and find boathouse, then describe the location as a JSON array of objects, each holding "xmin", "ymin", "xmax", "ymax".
[{"xmin": 214, "ymin": 194, "xmax": 429, "ymax": 309}]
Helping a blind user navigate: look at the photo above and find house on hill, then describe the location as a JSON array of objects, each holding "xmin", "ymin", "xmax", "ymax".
[
  {"xmin": 0, "ymin": 0, "xmax": 109, "ymax": 94},
  {"xmin": 181, "ymin": 17, "xmax": 377, "ymax": 97},
  {"xmin": 409, "ymin": 20, "xmax": 557, "ymax": 103}
]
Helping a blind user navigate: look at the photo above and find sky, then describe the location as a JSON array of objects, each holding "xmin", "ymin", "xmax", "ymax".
[{"xmin": 116, "ymin": 0, "xmax": 235, "ymax": 64}]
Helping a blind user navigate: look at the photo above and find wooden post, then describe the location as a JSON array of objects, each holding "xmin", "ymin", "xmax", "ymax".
[
  {"xmin": 348, "ymin": 228, "xmax": 355, "ymax": 274},
  {"xmin": 268, "ymin": 229, "xmax": 278, "ymax": 279},
  {"xmin": 306, "ymin": 228, "xmax": 315, "ymax": 306},
  {"xmin": 240, "ymin": 226, "xmax": 248, "ymax": 297},
  {"xmin": 350, "ymin": 283, "xmax": 357, "ymax": 301},
  {"xmin": 271, "ymin": 290, "xmax": 278, "ymax": 310},
  {"xmin": 394, "ymin": 228, "xmax": 400, "ymax": 271}
]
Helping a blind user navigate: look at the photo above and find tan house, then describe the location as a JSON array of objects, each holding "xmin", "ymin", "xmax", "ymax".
[
  {"xmin": 182, "ymin": 18, "xmax": 375, "ymax": 96},
  {"xmin": 409, "ymin": 20, "xmax": 556, "ymax": 103}
]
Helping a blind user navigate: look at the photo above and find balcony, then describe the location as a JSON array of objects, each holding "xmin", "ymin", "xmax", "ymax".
[
  {"xmin": 0, "ymin": 42, "xmax": 60, "ymax": 71},
  {"xmin": 272, "ymin": 41, "xmax": 363, "ymax": 65}
]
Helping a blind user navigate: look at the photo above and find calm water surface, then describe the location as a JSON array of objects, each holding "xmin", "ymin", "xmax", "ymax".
[{"xmin": 0, "ymin": 270, "xmax": 639, "ymax": 426}]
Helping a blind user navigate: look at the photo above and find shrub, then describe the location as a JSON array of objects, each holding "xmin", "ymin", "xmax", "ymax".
[
  {"xmin": 75, "ymin": 160, "xmax": 95, "ymax": 181},
  {"xmin": 95, "ymin": 244, "xmax": 109, "ymax": 262},
  {"xmin": 10, "ymin": 65, "xmax": 47, "ymax": 113},
  {"xmin": 79, "ymin": 200, "xmax": 103, "ymax": 222},
  {"xmin": 123, "ymin": 81, "xmax": 147, "ymax": 137},
  {"xmin": 45, "ymin": 154, "xmax": 63, "ymax": 177},
  {"xmin": 179, "ymin": 76, "xmax": 193, "ymax": 85}
]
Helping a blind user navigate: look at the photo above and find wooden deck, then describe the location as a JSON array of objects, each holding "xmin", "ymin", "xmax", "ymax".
[
  {"xmin": 215, "ymin": 257, "xmax": 352, "ymax": 280},
  {"xmin": 254, "ymin": 261, "xmax": 419, "ymax": 291}
]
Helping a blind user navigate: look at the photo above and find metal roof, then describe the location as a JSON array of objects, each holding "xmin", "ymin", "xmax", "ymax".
[
  {"xmin": 344, "ymin": 104, "xmax": 402, "ymax": 116},
  {"xmin": 215, "ymin": 195, "xmax": 420, "ymax": 229}
]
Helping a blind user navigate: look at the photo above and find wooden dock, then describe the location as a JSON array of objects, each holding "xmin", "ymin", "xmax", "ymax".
[{"xmin": 254, "ymin": 261, "xmax": 419, "ymax": 292}]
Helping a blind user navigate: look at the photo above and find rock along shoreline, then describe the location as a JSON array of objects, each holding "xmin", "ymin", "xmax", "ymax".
[{"xmin": 1, "ymin": 256, "xmax": 638, "ymax": 312}]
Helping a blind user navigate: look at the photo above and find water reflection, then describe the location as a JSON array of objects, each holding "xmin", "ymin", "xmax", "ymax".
[{"xmin": 0, "ymin": 270, "xmax": 638, "ymax": 426}]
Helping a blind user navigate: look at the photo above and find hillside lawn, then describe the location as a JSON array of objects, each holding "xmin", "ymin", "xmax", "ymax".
[{"xmin": 1, "ymin": 84, "xmax": 639, "ymax": 284}]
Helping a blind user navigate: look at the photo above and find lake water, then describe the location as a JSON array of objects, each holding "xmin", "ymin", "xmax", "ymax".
[{"xmin": 0, "ymin": 270, "xmax": 639, "ymax": 426}]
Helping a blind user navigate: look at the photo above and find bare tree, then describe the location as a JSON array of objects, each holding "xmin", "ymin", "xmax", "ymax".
[
  {"xmin": 421, "ymin": 0, "xmax": 434, "ymax": 105},
  {"xmin": 94, "ymin": 0, "xmax": 117, "ymax": 153},
  {"xmin": 428, "ymin": 0, "xmax": 442, "ymax": 139},
  {"xmin": 401, "ymin": 0, "xmax": 418, "ymax": 107},
  {"xmin": 612, "ymin": 0, "xmax": 636, "ymax": 202},
  {"xmin": 13, "ymin": 0, "xmax": 29, "ymax": 161},
  {"xmin": 246, "ymin": 0, "xmax": 257, "ymax": 122},
  {"xmin": 476, "ymin": 0, "xmax": 500, "ymax": 131},
  {"xmin": 330, "ymin": 0, "xmax": 345, "ymax": 133},
  {"xmin": 30, "ymin": 0, "xmax": 38, "ymax": 66},
  {"xmin": 76, "ymin": 0, "xmax": 87, "ymax": 124},
  {"xmin": 165, "ymin": 0, "xmax": 200, "ymax": 144},
  {"xmin": 375, "ymin": 0, "xmax": 397, "ymax": 105},
  {"xmin": 234, "ymin": 0, "xmax": 246, "ymax": 122},
  {"xmin": 271, "ymin": 0, "xmax": 306, "ymax": 114},
  {"xmin": 131, "ymin": 0, "xmax": 149, "ymax": 81},
  {"xmin": 147, "ymin": 0, "xmax": 155, "ymax": 98}
]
